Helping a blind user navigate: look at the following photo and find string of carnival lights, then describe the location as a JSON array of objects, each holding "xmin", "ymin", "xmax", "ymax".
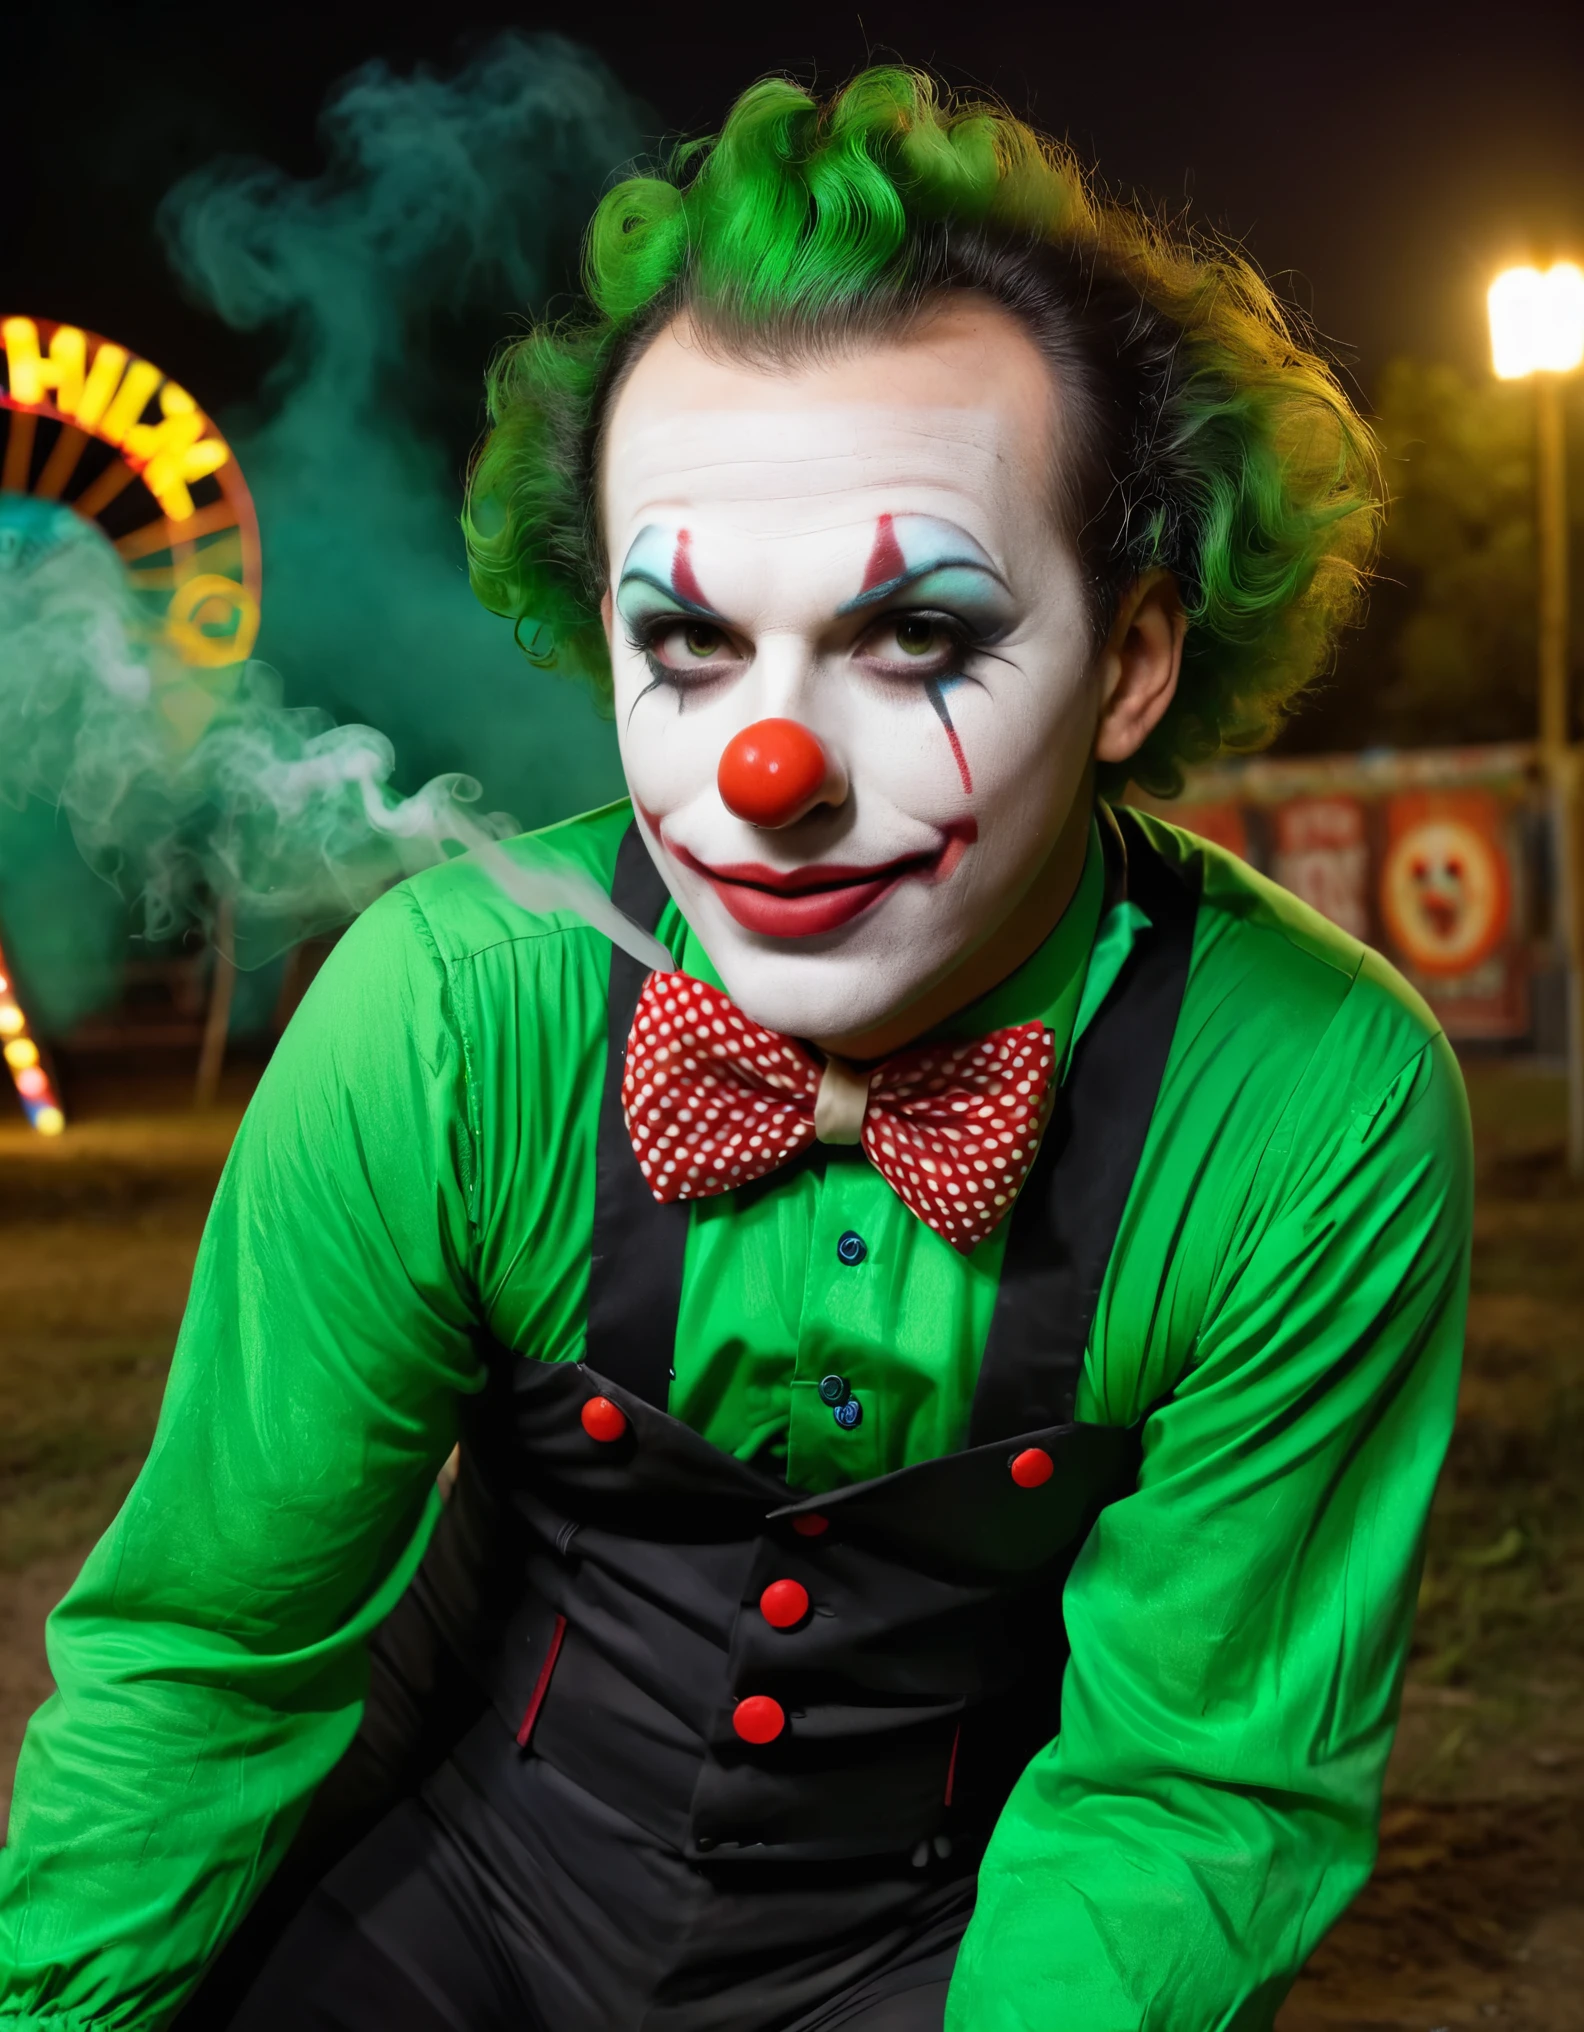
[{"xmin": 0, "ymin": 937, "xmax": 64, "ymax": 1135}]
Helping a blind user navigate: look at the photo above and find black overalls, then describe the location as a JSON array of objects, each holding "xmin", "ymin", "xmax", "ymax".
[{"xmin": 185, "ymin": 811, "xmax": 1197, "ymax": 2032}]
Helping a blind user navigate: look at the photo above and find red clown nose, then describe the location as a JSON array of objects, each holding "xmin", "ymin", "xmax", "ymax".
[{"xmin": 717, "ymin": 719, "xmax": 831, "ymax": 829}]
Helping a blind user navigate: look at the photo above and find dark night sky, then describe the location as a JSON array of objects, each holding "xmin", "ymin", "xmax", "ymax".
[{"xmin": 5, "ymin": 0, "xmax": 1584, "ymax": 418}]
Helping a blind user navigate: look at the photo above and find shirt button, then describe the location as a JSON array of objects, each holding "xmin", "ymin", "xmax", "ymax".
[
  {"xmin": 759, "ymin": 1579, "xmax": 810, "ymax": 1629},
  {"xmin": 832, "ymin": 1396, "xmax": 864, "ymax": 1431},
  {"xmin": 1009, "ymin": 1446, "xmax": 1054, "ymax": 1488},
  {"xmin": 836, "ymin": 1230, "xmax": 867, "ymax": 1266},
  {"xmin": 732, "ymin": 1694, "xmax": 786, "ymax": 1744},
  {"xmin": 817, "ymin": 1373, "xmax": 850, "ymax": 1407},
  {"xmin": 580, "ymin": 1396, "xmax": 628, "ymax": 1443}
]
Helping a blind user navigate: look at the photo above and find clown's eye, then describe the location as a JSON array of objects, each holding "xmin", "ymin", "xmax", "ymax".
[
  {"xmin": 894, "ymin": 616, "xmax": 940, "ymax": 656},
  {"xmin": 640, "ymin": 619, "xmax": 740, "ymax": 675},
  {"xmin": 860, "ymin": 611, "xmax": 970, "ymax": 672},
  {"xmin": 666, "ymin": 621, "xmax": 727, "ymax": 661}
]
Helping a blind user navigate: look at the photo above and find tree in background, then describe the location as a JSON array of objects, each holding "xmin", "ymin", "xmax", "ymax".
[{"xmin": 1279, "ymin": 360, "xmax": 1583, "ymax": 754}]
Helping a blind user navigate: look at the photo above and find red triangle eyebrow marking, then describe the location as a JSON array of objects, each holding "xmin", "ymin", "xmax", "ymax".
[
  {"xmin": 861, "ymin": 513, "xmax": 906, "ymax": 593},
  {"xmin": 672, "ymin": 529, "xmax": 707, "ymax": 608}
]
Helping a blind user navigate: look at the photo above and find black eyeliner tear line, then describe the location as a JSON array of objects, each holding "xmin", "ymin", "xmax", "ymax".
[
  {"xmin": 625, "ymin": 673, "xmax": 667, "ymax": 728},
  {"xmin": 630, "ymin": 647, "xmax": 724, "ymax": 718},
  {"xmin": 923, "ymin": 676, "xmax": 957, "ymax": 733},
  {"xmin": 924, "ymin": 676, "xmax": 975, "ymax": 795}
]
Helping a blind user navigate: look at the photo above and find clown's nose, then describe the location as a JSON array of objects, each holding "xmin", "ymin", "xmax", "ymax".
[{"xmin": 717, "ymin": 718, "xmax": 834, "ymax": 828}]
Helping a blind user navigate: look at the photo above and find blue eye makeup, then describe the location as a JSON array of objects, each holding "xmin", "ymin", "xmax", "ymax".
[
  {"xmin": 616, "ymin": 525, "xmax": 723, "ymax": 630},
  {"xmin": 839, "ymin": 513, "xmax": 1015, "ymax": 634},
  {"xmin": 838, "ymin": 514, "xmax": 1015, "ymax": 795},
  {"xmin": 616, "ymin": 525, "xmax": 739, "ymax": 705}
]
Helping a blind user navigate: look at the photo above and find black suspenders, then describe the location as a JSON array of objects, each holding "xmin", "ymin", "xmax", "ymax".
[
  {"xmin": 969, "ymin": 810, "xmax": 1198, "ymax": 1442},
  {"xmin": 583, "ymin": 824, "xmax": 692, "ymax": 1406},
  {"xmin": 584, "ymin": 809, "xmax": 1199, "ymax": 1439}
]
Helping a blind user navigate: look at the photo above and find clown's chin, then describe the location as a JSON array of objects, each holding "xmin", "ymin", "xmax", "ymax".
[{"xmin": 693, "ymin": 902, "xmax": 974, "ymax": 1046}]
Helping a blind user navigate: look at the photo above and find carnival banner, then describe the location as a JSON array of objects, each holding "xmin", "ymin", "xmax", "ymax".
[
  {"xmin": 1142, "ymin": 746, "xmax": 1540, "ymax": 1044},
  {"xmin": 1378, "ymin": 788, "xmax": 1526, "ymax": 1038},
  {"xmin": 1270, "ymin": 797, "xmax": 1371, "ymax": 945}
]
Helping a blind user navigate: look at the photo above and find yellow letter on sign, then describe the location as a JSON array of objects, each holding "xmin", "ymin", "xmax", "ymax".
[
  {"xmin": 124, "ymin": 383, "xmax": 230, "ymax": 522},
  {"xmin": 2, "ymin": 318, "xmax": 86, "ymax": 415}
]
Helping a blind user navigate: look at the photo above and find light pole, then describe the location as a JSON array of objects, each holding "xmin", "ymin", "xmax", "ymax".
[{"xmin": 1489, "ymin": 262, "xmax": 1584, "ymax": 1172}]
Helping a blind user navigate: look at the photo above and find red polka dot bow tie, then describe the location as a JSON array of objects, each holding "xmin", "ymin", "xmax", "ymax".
[{"xmin": 623, "ymin": 972, "xmax": 1057, "ymax": 1254}]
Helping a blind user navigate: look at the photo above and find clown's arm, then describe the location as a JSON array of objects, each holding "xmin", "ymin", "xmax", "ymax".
[
  {"xmin": 951, "ymin": 1005, "xmax": 1471, "ymax": 2030},
  {"xmin": 0, "ymin": 885, "xmax": 479, "ymax": 2030}
]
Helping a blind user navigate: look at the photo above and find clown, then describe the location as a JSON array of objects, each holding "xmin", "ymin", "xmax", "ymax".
[{"xmin": 0, "ymin": 70, "xmax": 1469, "ymax": 2032}]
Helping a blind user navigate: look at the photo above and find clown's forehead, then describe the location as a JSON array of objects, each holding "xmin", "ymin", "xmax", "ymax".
[{"xmin": 603, "ymin": 403, "xmax": 1024, "ymax": 554}]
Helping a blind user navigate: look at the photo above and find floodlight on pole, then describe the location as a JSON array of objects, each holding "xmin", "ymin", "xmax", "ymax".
[
  {"xmin": 1488, "ymin": 264, "xmax": 1584, "ymax": 381},
  {"xmin": 1488, "ymin": 262, "xmax": 1584, "ymax": 1172}
]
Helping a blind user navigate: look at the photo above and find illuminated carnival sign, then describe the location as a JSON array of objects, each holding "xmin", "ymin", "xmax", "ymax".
[
  {"xmin": 1, "ymin": 316, "xmax": 263, "ymax": 1132},
  {"xmin": 1381, "ymin": 798, "xmax": 1512, "ymax": 978},
  {"xmin": 1, "ymin": 315, "xmax": 260, "ymax": 667}
]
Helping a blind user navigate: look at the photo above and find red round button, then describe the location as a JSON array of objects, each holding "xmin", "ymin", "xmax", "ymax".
[
  {"xmin": 717, "ymin": 718, "xmax": 830, "ymax": 828},
  {"xmin": 580, "ymin": 1396, "xmax": 628, "ymax": 1443},
  {"xmin": 791, "ymin": 1513, "xmax": 829, "ymax": 1537},
  {"xmin": 759, "ymin": 1579, "xmax": 810, "ymax": 1630},
  {"xmin": 732, "ymin": 1694, "xmax": 786, "ymax": 1744},
  {"xmin": 1009, "ymin": 1447, "xmax": 1054, "ymax": 1489}
]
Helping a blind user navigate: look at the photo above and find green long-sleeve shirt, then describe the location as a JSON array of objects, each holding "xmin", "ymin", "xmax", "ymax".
[{"xmin": 0, "ymin": 800, "xmax": 1471, "ymax": 2030}]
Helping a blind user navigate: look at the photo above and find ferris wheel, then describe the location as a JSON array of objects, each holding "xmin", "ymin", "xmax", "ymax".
[{"xmin": 1, "ymin": 314, "xmax": 262, "ymax": 1133}]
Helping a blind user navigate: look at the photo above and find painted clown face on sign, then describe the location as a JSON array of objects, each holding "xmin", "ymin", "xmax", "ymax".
[{"xmin": 601, "ymin": 300, "xmax": 1176, "ymax": 1047}]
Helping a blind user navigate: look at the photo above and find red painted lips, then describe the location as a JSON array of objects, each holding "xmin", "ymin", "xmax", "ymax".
[{"xmin": 664, "ymin": 823, "xmax": 976, "ymax": 939}]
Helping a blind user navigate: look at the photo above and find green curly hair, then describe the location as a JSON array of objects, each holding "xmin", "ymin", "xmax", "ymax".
[{"xmin": 465, "ymin": 67, "xmax": 1381, "ymax": 796}]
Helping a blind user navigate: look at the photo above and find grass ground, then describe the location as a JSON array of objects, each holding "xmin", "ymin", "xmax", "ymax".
[{"xmin": 0, "ymin": 1061, "xmax": 1579, "ymax": 2025}]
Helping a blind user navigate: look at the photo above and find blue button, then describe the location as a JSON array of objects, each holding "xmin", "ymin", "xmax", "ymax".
[
  {"xmin": 837, "ymin": 1230, "xmax": 867, "ymax": 1266},
  {"xmin": 832, "ymin": 1395, "xmax": 864, "ymax": 1431},
  {"xmin": 817, "ymin": 1373, "xmax": 850, "ymax": 1407}
]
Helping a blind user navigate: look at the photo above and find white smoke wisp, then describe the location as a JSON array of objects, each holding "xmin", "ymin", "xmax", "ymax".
[
  {"xmin": 201, "ymin": 712, "xmax": 674, "ymax": 970},
  {"xmin": 0, "ymin": 501, "xmax": 672, "ymax": 977},
  {"xmin": 214, "ymin": 724, "xmax": 672, "ymax": 971},
  {"xmin": 345, "ymin": 761, "xmax": 672, "ymax": 974}
]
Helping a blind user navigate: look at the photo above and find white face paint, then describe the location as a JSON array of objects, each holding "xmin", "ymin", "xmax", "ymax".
[{"xmin": 601, "ymin": 303, "xmax": 1102, "ymax": 1043}]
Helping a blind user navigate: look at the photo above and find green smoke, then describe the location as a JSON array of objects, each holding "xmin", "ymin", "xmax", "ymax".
[
  {"xmin": 158, "ymin": 32, "xmax": 642, "ymax": 832},
  {"xmin": 0, "ymin": 33, "xmax": 644, "ymax": 1032},
  {"xmin": 0, "ymin": 503, "xmax": 149, "ymax": 1032}
]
